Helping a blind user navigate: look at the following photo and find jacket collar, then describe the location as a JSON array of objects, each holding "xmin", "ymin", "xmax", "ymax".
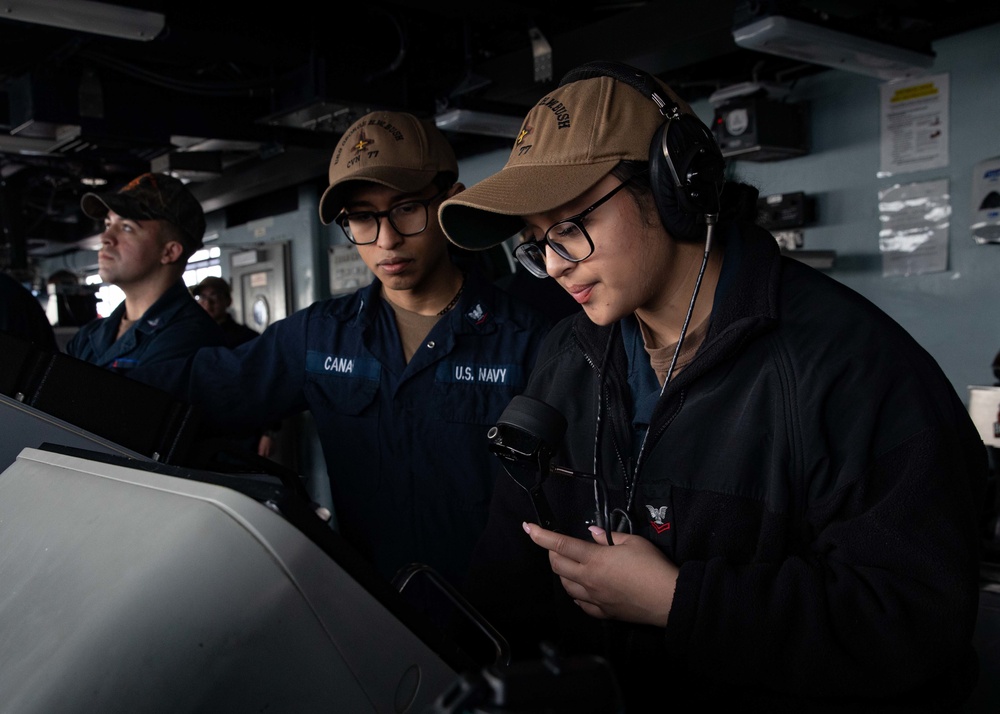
[
  {"xmin": 133, "ymin": 279, "xmax": 197, "ymax": 336},
  {"xmin": 100, "ymin": 278, "xmax": 194, "ymax": 342},
  {"xmin": 331, "ymin": 270, "xmax": 502, "ymax": 337}
]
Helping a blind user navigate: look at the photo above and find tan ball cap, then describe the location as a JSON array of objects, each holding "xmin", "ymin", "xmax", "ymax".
[
  {"xmin": 438, "ymin": 74, "xmax": 692, "ymax": 251},
  {"xmin": 318, "ymin": 110, "xmax": 458, "ymax": 225}
]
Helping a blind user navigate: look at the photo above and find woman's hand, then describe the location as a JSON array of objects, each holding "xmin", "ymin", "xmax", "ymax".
[{"xmin": 522, "ymin": 522, "xmax": 678, "ymax": 626}]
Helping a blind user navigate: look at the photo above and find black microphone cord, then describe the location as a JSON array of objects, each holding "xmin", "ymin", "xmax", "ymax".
[{"xmin": 626, "ymin": 216, "xmax": 716, "ymax": 515}]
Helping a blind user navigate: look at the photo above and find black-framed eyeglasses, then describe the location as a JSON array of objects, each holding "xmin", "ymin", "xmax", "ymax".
[
  {"xmin": 335, "ymin": 189, "xmax": 447, "ymax": 245},
  {"xmin": 514, "ymin": 177, "xmax": 634, "ymax": 279}
]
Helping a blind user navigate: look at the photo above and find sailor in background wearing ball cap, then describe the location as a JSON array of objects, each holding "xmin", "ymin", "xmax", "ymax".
[{"xmin": 140, "ymin": 111, "xmax": 551, "ymax": 590}]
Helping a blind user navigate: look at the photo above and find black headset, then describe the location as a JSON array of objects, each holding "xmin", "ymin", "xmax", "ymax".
[{"xmin": 558, "ymin": 61, "xmax": 727, "ymax": 242}]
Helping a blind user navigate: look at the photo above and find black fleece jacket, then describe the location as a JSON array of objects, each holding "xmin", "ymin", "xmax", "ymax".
[{"xmin": 463, "ymin": 222, "xmax": 988, "ymax": 712}]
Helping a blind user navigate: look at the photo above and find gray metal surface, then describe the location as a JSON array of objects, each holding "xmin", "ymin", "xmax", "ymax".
[{"xmin": 0, "ymin": 447, "xmax": 457, "ymax": 713}]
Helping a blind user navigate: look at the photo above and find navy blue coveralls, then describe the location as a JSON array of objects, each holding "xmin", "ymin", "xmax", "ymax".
[
  {"xmin": 67, "ymin": 279, "xmax": 224, "ymax": 373},
  {"xmin": 164, "ymin": 271, "xmax": 551, "ymax": 585}
]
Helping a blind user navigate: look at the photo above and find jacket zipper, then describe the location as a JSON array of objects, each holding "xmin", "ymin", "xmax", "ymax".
[{"xmin": 583, "ymin": 336, "xmax": 634, "ymax": 531}]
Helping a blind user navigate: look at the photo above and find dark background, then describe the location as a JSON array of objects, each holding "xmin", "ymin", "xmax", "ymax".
[{"xmin": 1, "ymin": 0, "xmax": 998, "ymax": 266}]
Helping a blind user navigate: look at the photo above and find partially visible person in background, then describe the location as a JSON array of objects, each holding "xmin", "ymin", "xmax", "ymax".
[
  {"xmin": 45, "ymin": 269, "xmax": 95, "ymax": 326},
  {"xmin": 191, "ymin": 274, "xmax": 279, "ymax": 459},
  {"xmin": 66, "ymin": 172, "xmax": 224, "ymax": 376},
  {"xmin": 0, "ymin": 271, "xmax": 57, "ymax": 351},
  {"xmin": 43, "ymin": 270, "xmax": 97, "ymax": 352},
  {"xmin": 191, "ymin": 276, "xmax": 259, "ymax": 349}
]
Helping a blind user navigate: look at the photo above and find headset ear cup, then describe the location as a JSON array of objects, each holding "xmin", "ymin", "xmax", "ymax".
[
  {"xmin": 651, "ymin": 115, "xmax": 727, "ymax": 242},
  {"xmin": 670, "ymin": 115, "xmax": 726, "ymax": 215},
  {"xmin": 649, "ymin": 121, "xmax": 702, "ymax": 242}
]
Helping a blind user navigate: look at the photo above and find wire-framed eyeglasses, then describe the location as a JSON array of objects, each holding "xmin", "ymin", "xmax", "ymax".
[
  {"xmin": 514, "ymin": 177, "xmax": 635, "ymax": 279},
  {"xmin": 335, "ymin": 189, "xmax": 447, "ymax": 245}
]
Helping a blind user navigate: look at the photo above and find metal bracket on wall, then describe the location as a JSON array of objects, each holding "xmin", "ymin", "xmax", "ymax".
[{"xmin": 529, "ymin": 26, "xmax": 553, "ymax": 82}]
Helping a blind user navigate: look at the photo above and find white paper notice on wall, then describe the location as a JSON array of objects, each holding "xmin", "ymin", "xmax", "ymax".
[
  {"xmin": 878, "ymin": 73, "xmax": 949, "ymax": 178},
  {"xmin": 967, "ymin": 386, "xmax": 1000, "ymax": 448},
  {"xmin": 328, "ymin": 243, "xmax": 374, "ymax": 296},
  {"xmin": 878, "ymin": 179, "xmax": 950, "ymax": 277},
  {"xmin": 971, "ymin": 156, "xmax": 1000, "ymax": 244}
]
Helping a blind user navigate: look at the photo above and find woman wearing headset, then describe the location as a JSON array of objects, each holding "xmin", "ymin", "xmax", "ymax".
[{"xmin": 439, "ymin": 62, "xmax": 986, "ymax": 712}]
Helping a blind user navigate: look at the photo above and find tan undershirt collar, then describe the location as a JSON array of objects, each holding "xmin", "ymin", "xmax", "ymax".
[
  {"xmin": 383, "ymin": 296, "xmax": 441, "ymax": 363},
  {"xmin": 636, "ymin": 313, "xmax": 710, "ymax": 386},
  {"xmin": 116, "ymin": 314, "xmax": 136, "ymax": 340}
]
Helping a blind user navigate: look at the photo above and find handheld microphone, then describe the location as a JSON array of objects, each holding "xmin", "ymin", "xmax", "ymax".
[
  {"xmin": 487, "ymin": 395, "xmax": 566, "ymax": 472},
  {"xmin": 487, "ymin": 395, "xmax": 613, "ymax": 541}
]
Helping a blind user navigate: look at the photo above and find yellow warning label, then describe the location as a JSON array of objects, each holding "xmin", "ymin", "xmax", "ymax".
[{"xmin": 890, "ymin": 83, "xmax": 939, "ymax": 103}]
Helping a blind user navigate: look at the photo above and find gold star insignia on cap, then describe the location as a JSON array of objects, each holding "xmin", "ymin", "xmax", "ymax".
[{"xmin": 353, "ymin": 131, "xmax": 373, "ymax": 153}]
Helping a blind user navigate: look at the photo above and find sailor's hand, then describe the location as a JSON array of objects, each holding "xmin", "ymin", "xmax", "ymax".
[{"xmin": 522, "ymin": 522, "xmax": 677, "ymax": 626}]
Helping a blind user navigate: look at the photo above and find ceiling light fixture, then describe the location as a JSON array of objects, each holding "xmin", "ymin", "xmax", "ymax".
[
  {"xmin": 435, "ymin": 109, "xmax": 523, "ymax": 139},
  {"xmin": 1, "ymin": 0, "xmax": 166, "ymax": 42},
  {"xmin": 733, "ymin": 15, "xmax": 935, "ymax": 81}
]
